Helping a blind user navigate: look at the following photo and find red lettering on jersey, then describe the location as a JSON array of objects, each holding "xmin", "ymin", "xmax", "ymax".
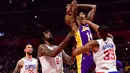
[
  {"xmin": 56, "ymin": 58, "xmax": 60, "ymax": 64},
  {"xmin": 104, "ymin": 49, "xmax": 115, "ymax": 60}
]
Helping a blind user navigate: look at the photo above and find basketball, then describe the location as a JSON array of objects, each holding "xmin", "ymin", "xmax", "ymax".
[{"xmin": 65, "ymin": 14, "xmax": 71, "ymax": 26}]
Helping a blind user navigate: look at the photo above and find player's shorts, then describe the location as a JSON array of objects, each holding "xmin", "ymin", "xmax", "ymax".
[{"xmin": 76, "ymin": 52, "xmax": 95, "ymax": 73}]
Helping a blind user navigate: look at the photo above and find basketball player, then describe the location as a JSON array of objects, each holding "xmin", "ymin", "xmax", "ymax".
[
  {"xmin": 13, "ymin": 44, "xmax": 38, "ymax": 73},
  {"xmin": 67, "ymin": 1, "xmax": 123, "ymax": 73},
  {"xmin": 66, "ymin": 0, "xmax": 96, "ymax": 73},
  {"xmin": 73, "ymin": 25, "xmax": 118, "ymax": 73},
  {"xmin": 79, "ymin": 17, "xmax": 123, "ymax": 73},
  {"xmin": 38, "ymin": 30, "xmax": 75, "ymax": 73}
]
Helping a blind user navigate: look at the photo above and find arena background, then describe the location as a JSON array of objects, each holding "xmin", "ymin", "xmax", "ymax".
[{"xmin": 0, "ymin": 0, "xmax": 130, "ymax": 73}]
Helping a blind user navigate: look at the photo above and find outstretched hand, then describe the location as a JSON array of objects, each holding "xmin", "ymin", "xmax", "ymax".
[
  {"xmin": 66, "ymin": 0, "xmax": 77, "ymax": 8},
  {"xmin": 71, "ymin": 0, "xmax": 77, "ymax": 7},
  {"xmin": 66, "ymin": 0, "xmax": 77, "ymax": 15}
]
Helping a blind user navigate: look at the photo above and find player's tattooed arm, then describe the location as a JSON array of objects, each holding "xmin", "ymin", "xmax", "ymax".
[
  {"xmin": 13, "ymin": 60, "xmax": 23, "ymax": 73},
  {"xmin": 38, "ymin": 44, "xmax": 69, "ymax": 58},
  {"xmin": 62, "ymin": 50, "xmax": 75, "ymax": 65},
  {"xmin": 77, "ymin": 4, "xmax": 96, "ymax": 21},
  {"xmin": 38, "ymin": 32, "xmax": 74, "ymax": 57},
  {"xmin": 73, "ymin": 40, "xmax": 99, "ymax": 56},
  {"xmin": 38, "ymin": 44, "xmax": 53, "ymax": 57}
]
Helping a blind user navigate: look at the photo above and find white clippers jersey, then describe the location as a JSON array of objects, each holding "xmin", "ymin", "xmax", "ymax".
[
  {"xmin": 20, "ymin": 58, "xmax": 37, "ymax": 73},
  {"xmin": 39, "ymin": 45, "xmax": 64, "ymax": 73},
  {"xmin": 93, "ymin": 37, "xmax": 117, "ymax": 73}
]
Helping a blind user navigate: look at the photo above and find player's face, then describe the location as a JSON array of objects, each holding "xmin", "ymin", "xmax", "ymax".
[
  {"xmin": 25, "ymin": 45, "xmax": 33, "ymax": 55},
  {"xmin": 78, "ymin": 12, "xmax": 87, "ymax": 24},
  {"xmin": 79, "ymin": 12, "xmax": 86, "ymax": 18},
  {"xmin": 43, "ymin": 31, "xmax": 53, "ymax": 42}
]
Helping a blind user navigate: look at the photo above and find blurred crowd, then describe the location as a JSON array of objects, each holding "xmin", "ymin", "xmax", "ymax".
[{"xmin": 0, "ymin": 46, "xmax": 21, "ymax": 73}]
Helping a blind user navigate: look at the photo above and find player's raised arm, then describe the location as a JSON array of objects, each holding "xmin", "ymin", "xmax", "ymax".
[
  {"xmin": 70, "ymin": 0, "xmax": 80, "ymax": 32},
  {"xmin": 13, "ymin": 60, "xmax": 23, "ymax": 73},
  {"xmin": 77, "ymin": 4, "xmax": 96, "ymax": 21},
  {"xmin": 73, "ymin": 40, "xmax": 98, "ymax": 56},
  {"xmin": 38, "ymin": 31, "xmax": 74, "ymax": 57},
  {"xmin": 85, "ymin": 20, "xmax": 99, "ymax": 32},
  {"xmin": 85, "ymin": 20, "xmax": 114, "ymax": 39}
]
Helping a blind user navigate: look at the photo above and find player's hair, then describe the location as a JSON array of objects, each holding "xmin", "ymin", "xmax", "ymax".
[
  {"xmin": 40, "ymin": 28, "xmax": 49, "ymax": 44},
  {"xmin": 24, "ymin": 44, "xmax": 32, "ymax": 49},
  {"xmin": 98, "ymin": 25, "xmax": 109, "ymax": 41},
  {"xmin": 98, "ymin": 25, "xmax": 109, "ymax": 34},
  {"xmin": 77, "ymin": 8, "xmax": 91, "ymax": 16}
]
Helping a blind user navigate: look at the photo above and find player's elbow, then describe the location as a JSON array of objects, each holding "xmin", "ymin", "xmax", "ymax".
[{"xmin": 92, "ymin": 5, "xmax": 96, "ymax": 9}]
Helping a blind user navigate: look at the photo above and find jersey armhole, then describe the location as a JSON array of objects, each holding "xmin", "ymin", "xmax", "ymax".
[{"xmin": 94, "ymin": 40, "xmax": 101, "ymax": 53}]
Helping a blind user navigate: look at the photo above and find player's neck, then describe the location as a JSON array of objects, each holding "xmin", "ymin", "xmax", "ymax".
[
  {"xmin": 25, "ymin": 54, "xmax": 32, "ymax": 60},
  {"xmin": 45, "ymin": 41, "xmax": 53, "ymax": 46},
  {"xmin": 103, "ymin": 37, "xmax": 107, "ymax": 41}
]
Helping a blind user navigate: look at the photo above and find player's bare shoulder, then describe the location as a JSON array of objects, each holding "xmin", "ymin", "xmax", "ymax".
[
  {"xmin": 38, "ymin": 44, "xmax": 48, "ymax": 56},
  {"xmin": 18, "ymin": 59, "xmax": 24, "ymax": 67},
  {"xmin": 39, "ymin": 44, "xmax": 45, "ymax": 48},
  {"xmin": 13, "ymin": 59, "xmax": 23, "ymax": 73},
  {"xmin": 15, "ymin": 59, "xmax": 24, "ymax": 69},
  {"xmin": 107, "ymin": 33, "xmax": 114, "ymax": 40}
]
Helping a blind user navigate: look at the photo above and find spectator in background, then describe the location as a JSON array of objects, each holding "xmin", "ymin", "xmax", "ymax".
[
  {"xmin": 13, "ymin": 44, "xmax": 38, "ymax": 73},
  {"xmin": 124, "ymin": 62, "xmax": 130, "ymax": 73}
]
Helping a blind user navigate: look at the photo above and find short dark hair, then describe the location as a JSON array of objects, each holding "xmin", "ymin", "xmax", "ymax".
[
  {"xmin": 24, "ymin": 44, "xmax": 32, "ymax": 49},
  {"xmin": 77, "ymin": 8, "xmax": 91, "ymax": 16},
  {"xmin": 98, "ymin": 25, "xmax": 109, "ymax": 34},
  {"xmin": 40, "ymin": 28, "xmax": 50, "ymax": 44}
]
